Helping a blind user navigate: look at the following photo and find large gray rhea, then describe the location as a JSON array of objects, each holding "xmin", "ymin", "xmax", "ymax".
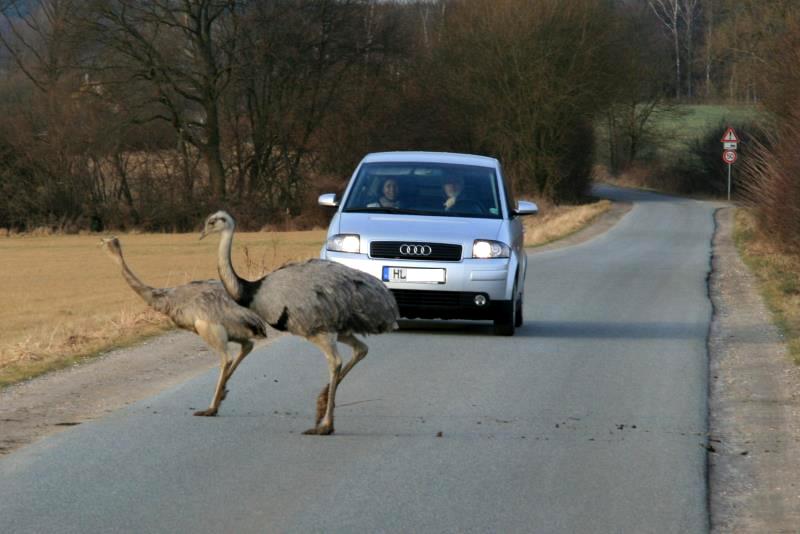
[
  {"xmin": 100, "ymin": 237, "xmax": 267, "ymax": 417},
  {"xmin": 201, "ymin": 210, "xmax": 400, "ymax": 435}
]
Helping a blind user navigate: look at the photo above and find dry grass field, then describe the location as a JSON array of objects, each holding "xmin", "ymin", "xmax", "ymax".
[
  {"xmin": 0, "ymin": 200, "xmax": 612, "ymax": 387},
  {"xmin": 0, "ymin": 230, "xmax": 326, "ymax": 386}
]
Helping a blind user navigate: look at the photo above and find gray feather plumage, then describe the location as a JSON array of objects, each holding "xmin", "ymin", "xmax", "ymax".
[
  {"xmin": 255, "ymin": 259, "xmax": 399, "ymax": 337},
  {"xmin": 202, "ymin": 210, "xmax": 399, "ymax": 338}
]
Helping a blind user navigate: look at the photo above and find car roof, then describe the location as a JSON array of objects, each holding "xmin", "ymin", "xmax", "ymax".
[{"xmin": 361, "ymin": 151, "xmax": 499, "ymax": 168}]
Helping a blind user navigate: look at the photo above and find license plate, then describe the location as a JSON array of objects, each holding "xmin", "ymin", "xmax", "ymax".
[{"xmin": 382, "ymin": 266, "xmax": 446, "ymax": 284}]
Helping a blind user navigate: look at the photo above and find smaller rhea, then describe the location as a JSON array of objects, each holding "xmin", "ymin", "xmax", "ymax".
[{"xmin": 100, "ymin": 237, "xmax": 267, "ymax": 417}]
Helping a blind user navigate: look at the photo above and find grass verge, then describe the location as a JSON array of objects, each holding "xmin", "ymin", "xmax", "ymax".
[
  {"xmin": 523, "ymin": 199, "xmax": 612, "ymax": 247},
  {"xmin": 0, "ymin": 230, "xmax": 326, "ymax": 387},
  {"xmin": 733, "ymin": 208, "xmax": 800, "ymax": 365}
]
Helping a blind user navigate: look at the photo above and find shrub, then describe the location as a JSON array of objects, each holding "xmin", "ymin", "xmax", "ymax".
[{"xmin": 741, "ymin": 111, "xmax": 800, "ymax": 252}]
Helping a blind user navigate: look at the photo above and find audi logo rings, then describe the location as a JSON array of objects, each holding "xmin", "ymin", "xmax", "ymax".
[{"xmin": 400, "ymin": 244, "xmax": 432, "ymax": 256}]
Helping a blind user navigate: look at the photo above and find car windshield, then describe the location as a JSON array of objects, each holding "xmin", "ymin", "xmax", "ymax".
[{"xmin": 342, "ymin": 162, "xmax": 503, "ymax": 219}]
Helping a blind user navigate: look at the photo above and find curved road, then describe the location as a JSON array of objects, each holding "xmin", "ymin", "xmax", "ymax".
[{"xmin": 0, "ymin": 186, "xmax": 716, "ymax": 533}]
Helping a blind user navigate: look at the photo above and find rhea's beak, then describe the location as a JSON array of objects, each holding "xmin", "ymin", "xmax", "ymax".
[{"xmin": 199, "ymin": 228, "xmax": 207, "ymax": 240}]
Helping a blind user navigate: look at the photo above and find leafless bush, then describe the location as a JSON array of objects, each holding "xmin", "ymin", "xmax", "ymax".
[{"xmin": 741, "ymin": 120, "xmax": 800, "ymax": 252}]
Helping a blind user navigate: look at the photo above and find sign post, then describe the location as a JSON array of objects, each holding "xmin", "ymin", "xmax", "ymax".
[{"xmin": 720, "ymin": 127, "xmax": 739, "ymax": 201}]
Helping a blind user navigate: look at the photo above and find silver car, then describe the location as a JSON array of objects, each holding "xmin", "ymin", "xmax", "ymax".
[{"xmin": 319, "ymin": 151, "xmax": 538, "ymax": 335}]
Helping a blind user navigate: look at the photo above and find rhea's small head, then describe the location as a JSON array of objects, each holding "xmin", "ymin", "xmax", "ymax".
[
  {"xmin": 200, "ymin": 211, "xmax": 235, "ymax": 240},
  {"xmin": 100, "ymin": 236, "xmax": 123, "ymax": 261}
]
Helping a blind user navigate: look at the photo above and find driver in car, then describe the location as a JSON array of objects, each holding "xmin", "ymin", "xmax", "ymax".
[{"xmin": 368, "ymin": 177, "xmax": 401, "ymax": 208}]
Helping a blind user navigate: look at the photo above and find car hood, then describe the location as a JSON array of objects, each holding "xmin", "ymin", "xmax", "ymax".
[{"xmin": 337, "ymin": 213, "xmax": 504, "ymax": 244}]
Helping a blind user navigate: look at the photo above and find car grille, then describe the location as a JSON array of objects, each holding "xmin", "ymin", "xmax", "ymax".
[
  {"xmin": 391, "ymin": 289, "xmax": 481, "ymax": 308},
  {"xmin": 370, "ymin": 241, "xmax": 462, "ymax": 262}
]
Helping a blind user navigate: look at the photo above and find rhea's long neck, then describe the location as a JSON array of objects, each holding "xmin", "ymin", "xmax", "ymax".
[
  {"xmin": 114, "ymin": 253, "xmax": 165, "ymax": 312},
  {"xmin": 217, "ymin": 227, "xmax": 245, "ymax": 301}
]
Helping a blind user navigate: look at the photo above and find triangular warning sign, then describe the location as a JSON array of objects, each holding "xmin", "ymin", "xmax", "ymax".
[{"xmin": 721, "ymin": 127, "xmax": 739, "ymax": 143}]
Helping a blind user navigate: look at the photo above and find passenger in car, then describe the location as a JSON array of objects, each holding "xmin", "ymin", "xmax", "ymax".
[
  {"xmin": 442, "ymin": 176, "xmax": 486, "ymax": 215},
  {"xmin": 442, "ymin": 176, "xmax": 464, "ymax": 210},
  {"xmin": 368, "ymin": 177, "xmax": 401, "ymax": 208}
]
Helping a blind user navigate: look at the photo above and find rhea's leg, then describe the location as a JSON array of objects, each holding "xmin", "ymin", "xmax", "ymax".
[
  {"xmin": 226, "ymin": 339, "xmax": 254, "ymax": 379},
  {"xmin": 219, "ymin": 339, "xmax": 254, "ymax": 400},
  {"xmin": 315, "ymin": 333, "xmax": 368, "ymax": 425},
  {"xmin": 193, "ymin": 321, "xmax": 230, "ymax": 417},
  {"xmin": 304, "ymin": 333, "xmax": 341, "ymax": 435},
  {"xmin": 337, "ymin": 334, "xmax": 369, "ymax": 382}
]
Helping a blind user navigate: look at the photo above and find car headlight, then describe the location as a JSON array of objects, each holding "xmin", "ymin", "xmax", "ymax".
[
  {"xmin": 326, "ymin": 234, "xmax": 361, "ymax": 253},
  {"xmin": 472, "ymin": 240, "xmax": 510, "ymax": 259}
]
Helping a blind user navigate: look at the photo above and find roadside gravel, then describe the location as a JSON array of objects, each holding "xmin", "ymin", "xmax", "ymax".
[
  {"xmin": 708, "ymin": 207, "xmax": 800, "ymax": 532},
  {"xmin": 0, "ymin": 329, "xmax": 285, "ymax": 455}
]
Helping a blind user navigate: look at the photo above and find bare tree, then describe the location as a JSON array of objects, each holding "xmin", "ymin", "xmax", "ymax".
[
  {"xmin": 0, "ymin": 0, "xmax": 123, "ymax": 229},
  {"xmin": 0, "ymin": 0, "xmax": 83, "ymax": 93},
  {"xmin": 603, "ymin": 3, "xmax": 674, "ymax": 171},
  {"xmin": 413, "ymin": 0, "xmax": 446, "ymax": 53},
  {"xmin": 227, "ymin": 0, "xmax": 392, "ymax": 216},
  {"xmin": 433, "ymin": 0, "xmax": 617, "ymax": 200},
  {"xmin": 680, "ymin": 0, "xmax": 700, "ymax": 98},
  {"xmin": 648, "ymin": 0, "xmax": 681, "ymax": 98},
  {"xmin": 702, "ymin": 0, "xmax": 715, "ymax": 97},
  {"xmin": 85, "ymin": 0, "xmax": 241, "ymax": 202}
]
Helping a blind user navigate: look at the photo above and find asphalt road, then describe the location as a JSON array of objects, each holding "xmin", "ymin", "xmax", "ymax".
[{"xmin": 0, "ymin": 186, "xmax": 716, "ymax": 533}]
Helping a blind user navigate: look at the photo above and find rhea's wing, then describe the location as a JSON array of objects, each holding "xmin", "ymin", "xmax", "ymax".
[{"xmin": 168, "ymin": 281, "xmax": 267, "ymax": 339}]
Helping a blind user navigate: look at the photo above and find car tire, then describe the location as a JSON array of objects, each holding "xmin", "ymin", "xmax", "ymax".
[
  {"xmin": 493, "ymin": 282, "xmax": 517, "ymax": 336},
  {"xmin": 514, "ymin": 291, "xmax": 523, "ymax": 328}
]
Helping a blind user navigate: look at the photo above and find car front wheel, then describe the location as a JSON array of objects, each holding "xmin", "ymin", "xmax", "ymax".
[{"xmin": 493, "ymin": 283, "xmax": 517, "ymax": 336}]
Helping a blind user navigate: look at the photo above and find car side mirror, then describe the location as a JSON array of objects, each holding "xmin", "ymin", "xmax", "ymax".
[
  {"xmin": 513, "ymin": 200, "xmax": 538, "ymax": 216},
  {"xmin": 318, "ymin": 193, "xmax": 339, "ymax": 207}
]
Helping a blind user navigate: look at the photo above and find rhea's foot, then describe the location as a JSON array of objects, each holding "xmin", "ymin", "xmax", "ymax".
[
  {"xmin": 193, "ymin": 408, "xmax": 218, "ymax": 417},
  {"xmin": 303, "ymin": 424, "xmax": 334, "ymax": 436}
]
